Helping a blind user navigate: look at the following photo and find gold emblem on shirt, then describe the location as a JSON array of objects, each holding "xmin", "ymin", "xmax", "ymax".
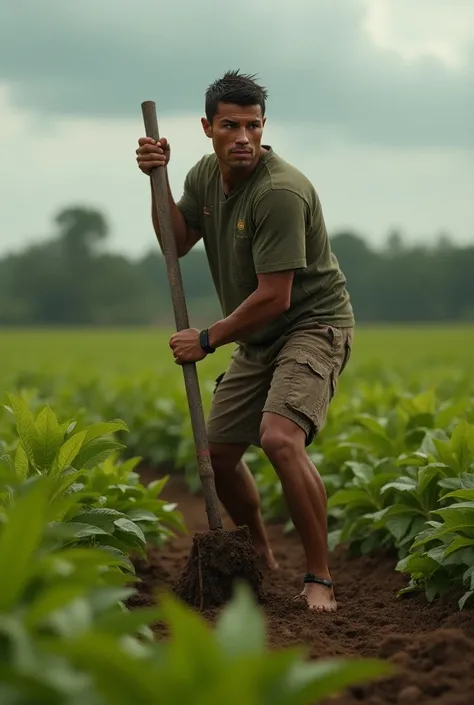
[{"xmin": 237, "ymin": 218, "xmax": 245, "ymax": 231}]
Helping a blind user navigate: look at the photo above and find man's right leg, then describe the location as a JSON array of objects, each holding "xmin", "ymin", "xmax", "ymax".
[
  {"xmin": 206, "ymin": 351, "xmax": 277, "ymax": 570},
  {"xmin": 209, "ymin": 442, "xmax": 278, "ymax": 570}
]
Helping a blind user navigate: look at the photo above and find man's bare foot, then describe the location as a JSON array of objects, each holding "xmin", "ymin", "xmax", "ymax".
[
  {"xmin": 255, "ymin": 545, "xmax": 279, "ymax": 571},
  {"xmin": 293, "ymin": 575, "xmax": 337, "ymax": 611}
]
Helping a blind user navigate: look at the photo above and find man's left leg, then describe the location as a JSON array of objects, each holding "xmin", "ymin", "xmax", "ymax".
[
  {"xmin": 260, "ymin": 413, "xmax": 335, "ymax": 610},
  {"xmin": 259, "ymin": 324, "xmax": 353, "ymax": 611}
]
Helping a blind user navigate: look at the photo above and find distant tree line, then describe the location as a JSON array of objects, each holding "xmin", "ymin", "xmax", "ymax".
[{"xmin": 0, "ymin": 205, "xmax": 472, "ymax": 326}]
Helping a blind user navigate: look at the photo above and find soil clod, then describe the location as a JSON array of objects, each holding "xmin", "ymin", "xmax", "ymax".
[{"xmin": 173, "ymin": 525, "xmax": 264, "ymax": 610}]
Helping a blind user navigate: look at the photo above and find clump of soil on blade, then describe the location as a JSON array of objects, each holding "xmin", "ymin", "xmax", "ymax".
[{"xmin": 173, "ymin": 525, "xmax": 264, "ymax": 610}]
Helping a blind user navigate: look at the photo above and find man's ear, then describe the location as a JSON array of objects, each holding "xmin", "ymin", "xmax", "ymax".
[{"xmin": 201, "ymin": 117, "xmax": 212, "ymax": 138}]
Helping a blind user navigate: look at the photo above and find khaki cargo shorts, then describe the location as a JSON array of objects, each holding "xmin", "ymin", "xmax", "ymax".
[{"xmin": 206, "ymin": 323, "xmax": 353, "ymax": 448}]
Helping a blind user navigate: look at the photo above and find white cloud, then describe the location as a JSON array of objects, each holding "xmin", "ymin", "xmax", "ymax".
[{"xmin": 363, "ymin": 0, "xmax": 474, "ymax": 68}]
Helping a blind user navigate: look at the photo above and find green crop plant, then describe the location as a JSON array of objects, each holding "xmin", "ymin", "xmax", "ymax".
[
  {"xmin": 0, "ymin": 396, "xmax": 390, "ymax": 705},
  {"xmin": 0, "ymin": 395, "xmax": 185, "ymax": 563}
]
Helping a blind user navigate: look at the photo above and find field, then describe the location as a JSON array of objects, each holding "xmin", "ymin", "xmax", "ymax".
[{"xmin": 1, "ymin": 324, "xmax": 474, "ymax": 704}]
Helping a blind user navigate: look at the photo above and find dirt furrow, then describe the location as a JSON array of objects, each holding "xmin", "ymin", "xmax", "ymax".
[{"xmin": 132, "ymin": 472, "xmax": 474, "ymax": 705}]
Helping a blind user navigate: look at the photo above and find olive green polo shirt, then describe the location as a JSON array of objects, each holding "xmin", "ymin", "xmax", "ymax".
[{"xmin": 176, "ymin": 147, "xmax": 354, "ymax": 351}]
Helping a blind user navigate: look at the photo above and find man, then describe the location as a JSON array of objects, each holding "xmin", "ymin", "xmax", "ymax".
[{"xmin": 135, "ymin": 70, "xmax": 354, "ymax": 611}]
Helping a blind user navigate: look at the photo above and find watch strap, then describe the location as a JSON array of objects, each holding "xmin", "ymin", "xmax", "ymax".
[{"xmin": 199, "ymin": 329, "xmax": 215, "ymax": 354}]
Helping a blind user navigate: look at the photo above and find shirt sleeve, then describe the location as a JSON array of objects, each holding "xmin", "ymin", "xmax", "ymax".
[
  {"xmin": 251, "ymin": 188, "xmax": 308, "ymax": 274},
  {"xmin": 176, "ymin": 166, "xmax": 201, "ymax": 230}
]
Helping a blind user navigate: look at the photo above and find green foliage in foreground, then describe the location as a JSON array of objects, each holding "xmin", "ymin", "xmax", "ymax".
[{"xmin": 0, "ymin": 399, "xmax": 389, "ymax": 704}]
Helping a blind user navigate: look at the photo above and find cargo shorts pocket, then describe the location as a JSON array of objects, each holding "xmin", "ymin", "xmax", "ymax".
[{"xmin": 284, "ymin": 349, "xmax": 336, "ymax": 435}]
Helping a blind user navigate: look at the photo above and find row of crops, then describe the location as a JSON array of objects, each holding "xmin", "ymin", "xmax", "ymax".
[
  {"xmin": 0, "ymin": 393, "xmax": 389, "ymax": 704},
  {"xmin": 0, "ymin": 352, "xmax": 473, "ymax": 702},
  {"xmin": 3, "ymin": 361, "xmax": 474, "ymax": 611}
]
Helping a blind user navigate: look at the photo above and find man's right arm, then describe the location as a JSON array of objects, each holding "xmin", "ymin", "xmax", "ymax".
[{"xmin": 150, "ymin": 174, "xmax": 201, "ymax": 258}]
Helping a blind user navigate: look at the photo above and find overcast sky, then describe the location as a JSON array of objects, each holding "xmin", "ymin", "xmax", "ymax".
[{"xmin": 1, "ymin": 0, "xmax": 472, "ymax": 259}]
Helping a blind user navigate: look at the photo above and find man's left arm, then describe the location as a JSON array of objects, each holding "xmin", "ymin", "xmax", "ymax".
[
  {"xmin": 208, "ymin": 188, "xmax": 307, "ymax": 347},
  {"xmin": 169, "ymin": 188, "xmax": 307, "ymax": 361}
]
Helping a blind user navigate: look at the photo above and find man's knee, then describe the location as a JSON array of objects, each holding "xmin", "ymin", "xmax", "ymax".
[
  {"xmin": 259, "ymin": 413, "xmax": 305, "ymax": 468},
  {"xmin": 209, "ymin": 442, "xmax": 248, "ymax": 475}
]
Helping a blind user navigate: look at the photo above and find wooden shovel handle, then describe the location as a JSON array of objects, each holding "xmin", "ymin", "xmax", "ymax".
[{"xmin": 141, "ymin": 100, "xmax": 222, "ymax": 531}]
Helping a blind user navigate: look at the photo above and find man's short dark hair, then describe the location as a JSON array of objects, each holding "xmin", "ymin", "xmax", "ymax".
[{"xmin": 205, "ymin": 69, "xmax": 268, "ymax": 123}]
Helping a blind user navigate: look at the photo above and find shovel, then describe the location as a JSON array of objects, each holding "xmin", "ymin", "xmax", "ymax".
[{"xmin": 141, "ymin": 100, "xmax": 263, "ymax": 610}]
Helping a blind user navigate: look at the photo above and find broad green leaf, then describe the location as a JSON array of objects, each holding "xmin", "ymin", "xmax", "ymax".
[
  {"xmin": 436, "ymin": 398, "xmax": 470, "ymax": 428},
  {"xmin": 444, "ymin": 536, "xmax": 474, "ymax": 557},
  {"xmin": 432, "ymin": 438, "xmax": 458, "ymax": 472},
  {"xmin": 46, "ymin": 491, "xmax": 88, "ymax": 523},
  {"xmin": 75, "ymin": 439, "xmax": 126, "ymax": 471},
  {"xmin": 54, "ymin": 431, "xmax": 88, "ymax": 473},
  {"xmin": 327, "ymin": 489, "xmax": 375, "ymax": 510},
  {"xmin": 126, "ymin": 509, "xmax": 159, "ymax": 523},
  {"xmin": 396, "ymin": 451, "xmax": 430, "ymax": 468},
  {"xmin": 0, "ymin": 479, "xmax": 49, "ymax": 611},
  {"xmin": 417, "ymin": 463, "xmax": 447, "ymax": 494},
  {"xmin": 31, "ymin": 406, "xmax": 63, "ymax": 471},
  {"xmin": 435, "ymin": 501, "xmax": 474, "ymax": 514},
  {"xmin": 421, "ymin": 428, "xmax": 450, "ymax": 456},
  {"xmin": 406, "ymin": 412, "xmax": 434, "ymax": 432},
  {"xmin": 444, "ymin": 547, "xmax": 474, "ymax": 567},
  {"xmin": 443, "ymin": 489, "xmax": 474, "ymax": 502},
  {"xmin": 7, "ymin": 395, "xmax": 36, "ymax": 464},
  {"xmin": 381, "ymin": 477, "xmax": 417, "ymax": 494},
  {"xmin": 46, "ymin": 521, "xmax": 110, "ymax": 541},
  {"xmin": 88, "ymin": 587, "xmax": 136, "ymax": 614},
  {"xmin": 464, "ymin": 565, "xmax": 474, "ymax": 590},
  {"xmin": 46, "ymin": 597, "xmax": 94, "ymax": 638},
  {"xmin": 94, "ymin": 606, "xmax": 163, "ymax": 636},
  {"xmin": 0, "ymin": 455, "xmax": 17, "ymax": 486},
  {"xmin": 215, "ymin": 582, "xmax": 265, "ymax": 657},
  {"xmin": 370, "ymin": 470, "xmax": 402, "ymax": 494},
  {"xmin": 426, "ymin": 546, "xmax": 445, "ymax": 564},
  {"xmin": 60, "ymin": 633, "xmax": 160, "ymax": 705},
  {"xmin": 450, "ymin": 421, "xmax": 474, "ymax": 472},
  {"xmin": 147, "ymin": 476, "xmax": 170, "ymax": 496},
  {"xmin": 345, "ymin": 462, "xmax": 374, "ymax": 484},
  {"xmin": 396, "ymin": 553, "xmax": 438, "ymax": 575},
  {"xmin": 114, "ymin": 518, "xmax": 146, "ymax": 544},
  {"xmin": 97, "ymin": 545, "xmax": 135, "ymax": 573},
  {"xmin": 408, "ymin": 389, "xmax": 437, "ymax": 415},
  {"xmin": 461, "ymin": 474, "xmax": 474, "ymax": 489},
  {"xmin": 357, "ymin": 415, "xmax": 387, "ymax": 437},
  {"xmin": 271, "ymin": 657, "xmax": 393, "ymax": 705},
  {"xmin": 385, "ymin": 515, "xmax": 414, "ymax": 542},
  {"xmin": 74, "ymin": 508, "xmax": 126, "ymax": 532},
  {"xmin": 50, "ymin": 468, "xmax": 87, "ymax": 499},
  {"xmin": 157, "ymin": 590, "xmax": 223, "ymax": 684},
  {"xmin": 83, "ymin": 420, "xmax": 129, "ymax": 443},
  {"xmin": 459, "ymin": 590, "xmax": 474, "ymax": 610},
  {"xmin": 24, "ymin": 584, "xmax": 91, "ymax": 629},
  {"xmin": 14, "ymin": 443, "xmax": 29, "ymax": 480},
  {"xmin": 0, "ymin": 615, "xmax": 37, "ymax": 671},
  {"xmin": 386, "ymin": 407, "xmax": 409, "ymax": 438}
]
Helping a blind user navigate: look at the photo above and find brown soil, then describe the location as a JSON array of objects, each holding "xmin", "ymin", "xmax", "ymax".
[
  {"xmin": 132, "ymin": 470, "xmax": 474, "ymax": 705},
  {"xmin": 173, "ymin": 525, "xmax": 264, "ymax": 609}
]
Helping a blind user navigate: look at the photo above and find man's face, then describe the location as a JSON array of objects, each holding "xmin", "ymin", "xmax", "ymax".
[{"xmin": 201, "ymin": 103, "xmax": 266, "ymax": 169}]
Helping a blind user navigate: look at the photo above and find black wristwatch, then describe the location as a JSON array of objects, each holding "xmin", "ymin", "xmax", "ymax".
[{"xmin": 199, "ymin": 328, "xmax": 216, "ymax": 354}]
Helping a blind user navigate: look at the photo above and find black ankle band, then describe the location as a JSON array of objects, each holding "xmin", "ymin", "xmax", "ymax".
[{"xmin": 303, "ymin": 573, "xmax": 333, "ymax": 588}]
